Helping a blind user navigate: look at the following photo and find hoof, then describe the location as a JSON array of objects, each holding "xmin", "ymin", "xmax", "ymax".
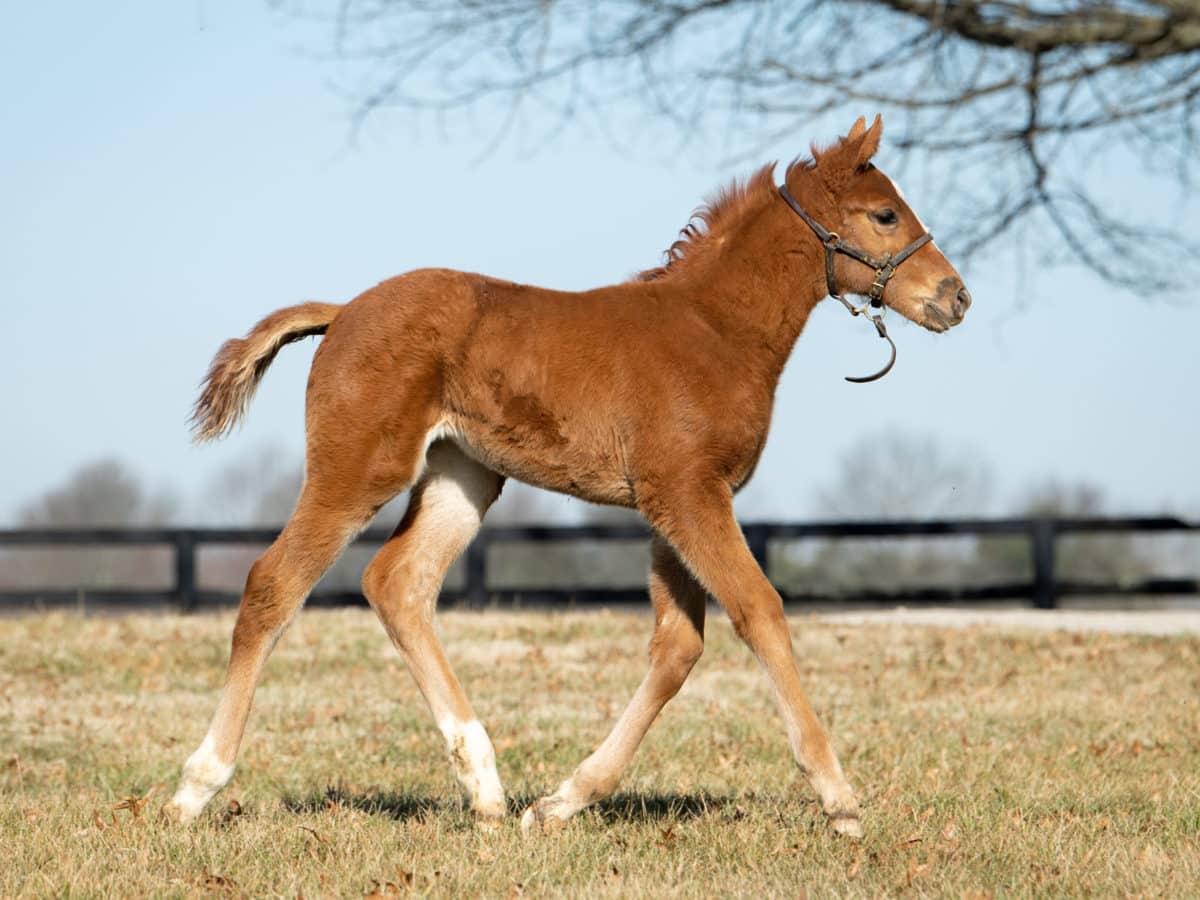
[
  {"xmin": 474, "ymin": 809, "xmax": 505, "ymax": 833},
  {"xmin": 472, "ymin": 794, "xmax": 506, "ymax": 820},
  {"xmin": 830, "ymin": 814, "xmax": 864, "ymax": 839},
  {"xmin": 520, "ymin": 798, "xmax": 567, "ymax": 836},
  {"xmin": 160, "ymin": 800, "xmax": 199, "ymax": 825},
  {"xmin": 162, "ymin": 782, "xmax": 220, "ymax": 825}
]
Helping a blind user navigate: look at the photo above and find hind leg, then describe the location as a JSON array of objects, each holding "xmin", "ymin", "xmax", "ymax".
[
  {"xmin": 165, "ymin": 366, "xmax": 440, "ymax": 824},
  {"xmin": 522, "ymin": 536, "xmax": 706, "ymax": 833},
  {"xmin": 165, "ymin": 471, "xmax": 392, "ymax": 823},
  {"xmin": 165, "ymin": 485, "xmax": 374, "ymax": 821},
  {"xmin": 361, "ymin": 441, "xmax": 507, "ymax": 821}
]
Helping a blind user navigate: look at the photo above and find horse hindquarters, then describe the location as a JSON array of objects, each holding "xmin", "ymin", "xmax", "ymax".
[{"xmin": 169, "ymin": 285, "xmax": 450, "ymax": 822}]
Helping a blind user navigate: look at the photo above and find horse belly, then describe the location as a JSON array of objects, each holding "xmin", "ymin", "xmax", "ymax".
[{"xmin": 446, "ymin": 412, "xmax": 633, "ymax": 507}]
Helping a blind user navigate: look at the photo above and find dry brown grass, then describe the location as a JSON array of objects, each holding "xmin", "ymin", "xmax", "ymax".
[{"xmin": 2, "ymin": 608, "xmax": 1199, "ymax": 897}]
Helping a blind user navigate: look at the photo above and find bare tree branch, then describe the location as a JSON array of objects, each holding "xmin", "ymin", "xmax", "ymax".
[{"xmin": 272, "ymin": 0, "xmax": 1200, "ymax": 292}]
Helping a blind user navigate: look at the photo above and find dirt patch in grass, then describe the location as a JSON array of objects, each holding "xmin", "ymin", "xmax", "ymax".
[{"xmin": 2, "ymin": 609, "xmax": 1198, "ymax": 897}]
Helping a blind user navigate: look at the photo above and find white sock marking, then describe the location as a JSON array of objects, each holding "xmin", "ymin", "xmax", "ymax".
[
  {"xmin": 170, "ymin": 734, "xmax": 235, "ymax": 822},
  {"xmin": 438, "ymin": 717, "xmax": 505, "ymax": 817}
]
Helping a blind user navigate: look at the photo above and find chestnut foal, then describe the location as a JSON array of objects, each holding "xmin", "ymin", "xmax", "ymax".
[{"xmin": 168, "ymin": 116, "xmax": 969, "ymax": 838}]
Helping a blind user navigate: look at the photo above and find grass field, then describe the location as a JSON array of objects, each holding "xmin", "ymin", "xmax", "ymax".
[{"xmin": 2, "ymin": 608, "xmax": 1199, "ymax": 897}]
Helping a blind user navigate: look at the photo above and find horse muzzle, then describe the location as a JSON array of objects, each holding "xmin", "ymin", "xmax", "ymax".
[{"xmin": 923, "ymin": 284, "xmax": 971, "ymax": 332}]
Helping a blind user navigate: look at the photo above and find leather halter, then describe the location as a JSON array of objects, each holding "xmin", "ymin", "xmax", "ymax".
[{"xmin": 777, "ymin": 183, "xmax": 933, "ymax": 383}]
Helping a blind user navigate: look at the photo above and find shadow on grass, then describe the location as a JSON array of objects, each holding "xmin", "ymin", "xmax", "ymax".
[
  {"xmin": 593, "ymin": 791, "xmax": 740, "ymax": 823},
  {"xmin": 281, "ymin": 784, "xmax": 448, "ymax": 821},
  {"xmin": 282, "ymin": 783, "xmax": 741, "ymax": 824}
]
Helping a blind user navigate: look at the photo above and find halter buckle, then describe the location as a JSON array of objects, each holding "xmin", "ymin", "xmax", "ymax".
[{"xmin": 868, "ymin": 264, "xmax": 895, "ymax": 301}]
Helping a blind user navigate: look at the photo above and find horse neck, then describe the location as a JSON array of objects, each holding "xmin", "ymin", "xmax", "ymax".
[{"xmin": 675, "ymin": 197, "xmax": 829, "ymax": 381}]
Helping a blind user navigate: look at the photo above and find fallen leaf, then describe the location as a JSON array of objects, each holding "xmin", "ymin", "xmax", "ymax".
[
  {"xmin": 363, "ymin": 882, "xmax": 401, "ymax": 898},
  {"xmin": 846, "ymin": 847, "xmax": 863, "ymax": 880},
  {"xmin": 906, "ymin": 855, "xmax": 933, "ymax": 885},
  {"xmin": 113, "ymin": 793, "xmax": 150, "ymax": 819},
  {"xmin": 199, "ymin": 873, "xmax": 237, "ymax": 893}
]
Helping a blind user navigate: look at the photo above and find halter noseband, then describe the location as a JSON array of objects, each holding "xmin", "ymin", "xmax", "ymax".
[{"xmin": 777, "ymin": 183, "xmax": 933, "ymax": 383}]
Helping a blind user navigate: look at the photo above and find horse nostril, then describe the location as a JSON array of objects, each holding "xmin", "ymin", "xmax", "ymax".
[{"xmin": 954, "ymin": 286, "xmax": 972, "ymax": 316}]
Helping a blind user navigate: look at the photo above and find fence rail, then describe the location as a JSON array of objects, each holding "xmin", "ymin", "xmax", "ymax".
[{"xmin": 1, "ymin": 516, "xmax": 1196, "ymax": 612}]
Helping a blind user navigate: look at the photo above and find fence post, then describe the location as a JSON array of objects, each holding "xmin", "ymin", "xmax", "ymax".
[
  {"xmin": 1030, "ymin": 519, "xmax": 1057, "ymax": 609},
  {"xmin": 174, "ymin": 529, "xmax": 198, "ymax": 613},
  {"xmin": 745, "ymin": 525, "xmax": 770, "ymax": 578},
  {"xmin": 465, "ymin": 532, "xmax": 488, "ymax": 608}
]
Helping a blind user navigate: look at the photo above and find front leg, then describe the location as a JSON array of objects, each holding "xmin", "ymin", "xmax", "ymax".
[{"xmin": 641, "ymin": 482, "xmax": 863, "ymax": 837}]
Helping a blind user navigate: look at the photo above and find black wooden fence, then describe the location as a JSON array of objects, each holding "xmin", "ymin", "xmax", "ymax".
[{"xmin": 0, "ymin": 516, "xmax": 1195, "ymax": 613}]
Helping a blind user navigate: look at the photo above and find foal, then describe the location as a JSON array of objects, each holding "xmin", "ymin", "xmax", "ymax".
[{"xmin": 167, "ymin": 116, "xmax": 969, "ymax": 838}]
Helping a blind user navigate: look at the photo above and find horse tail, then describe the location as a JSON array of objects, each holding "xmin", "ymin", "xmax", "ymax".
[{"xmin": 190, "ymin": 301, "xmax": 343, "ymax": 443}]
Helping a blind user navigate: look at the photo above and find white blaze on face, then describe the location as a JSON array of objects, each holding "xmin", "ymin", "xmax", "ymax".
[
  {"xmin": 438, "ymin": 716, "xmax": 505, "ymax": 817},
  {"xmin": 170, "ymin": 733, "xmax": 235, "ymax": 822},
  {"xmin": 882, "ymin": 172, "xmax": 932, "ymax": 237}
]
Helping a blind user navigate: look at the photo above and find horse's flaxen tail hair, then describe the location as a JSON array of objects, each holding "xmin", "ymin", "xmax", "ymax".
[{"xmin": 190, "ymin": 301, "xmax": 343, "ymax": 443}]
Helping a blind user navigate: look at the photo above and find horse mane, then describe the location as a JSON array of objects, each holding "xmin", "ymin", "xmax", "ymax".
[{"xmin": 635, "ymin": 157, "xmax": 819, "ymax": 283}]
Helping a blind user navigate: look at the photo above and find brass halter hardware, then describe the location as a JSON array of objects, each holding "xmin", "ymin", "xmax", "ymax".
[{"xmin": 778, "ymin": 184, "xmax": 933, "ymax": 383}]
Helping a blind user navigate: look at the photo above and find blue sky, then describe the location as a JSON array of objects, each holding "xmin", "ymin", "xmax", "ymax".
[{"xmin": 2, "ymin": 1, "xmax": 1197, "ymax": 524}]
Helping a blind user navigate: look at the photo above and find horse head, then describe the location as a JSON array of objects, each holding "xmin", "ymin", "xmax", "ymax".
[{"xmin": 796, "ymin": 115, "xmax": 971, "ymax": 334}]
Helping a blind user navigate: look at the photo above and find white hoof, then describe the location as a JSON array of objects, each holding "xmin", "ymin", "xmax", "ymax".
[
  {"xmin": 520, "ymin": 797, "xmax": 568, "ymax": 836},
  {"xmin": 163, "ymin": 789, "xmax": 208, "ymax": 824},
  {"xmin": 831, "ymin": 815, "xmax": 864, "ymax": 839},
  {"xmin": 168, "ymin": 736, "xmax": 234, "ymax": 824}
]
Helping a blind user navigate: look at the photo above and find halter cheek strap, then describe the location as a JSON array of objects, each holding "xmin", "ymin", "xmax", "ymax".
[
  {"xmin": 778, "ymin": 183, "xmax": 932, "ymax": 307},
  {"xmin": 777, "ymin": 183, "xmax": 933, "ymax": 383}
]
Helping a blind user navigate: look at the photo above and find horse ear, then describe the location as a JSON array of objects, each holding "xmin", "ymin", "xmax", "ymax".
[
  {"xmin": 855, "ymin": 114, "xmax": 883, "ymax": 170},
  {"xmin": 812, "ymin": 115, "xmax": 884, "ymax": 192}
]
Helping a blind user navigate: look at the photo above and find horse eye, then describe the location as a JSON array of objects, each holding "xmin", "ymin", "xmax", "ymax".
[{"xmin": 871, "ymin": 208, "xmax": 898, "ymax": 226}]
